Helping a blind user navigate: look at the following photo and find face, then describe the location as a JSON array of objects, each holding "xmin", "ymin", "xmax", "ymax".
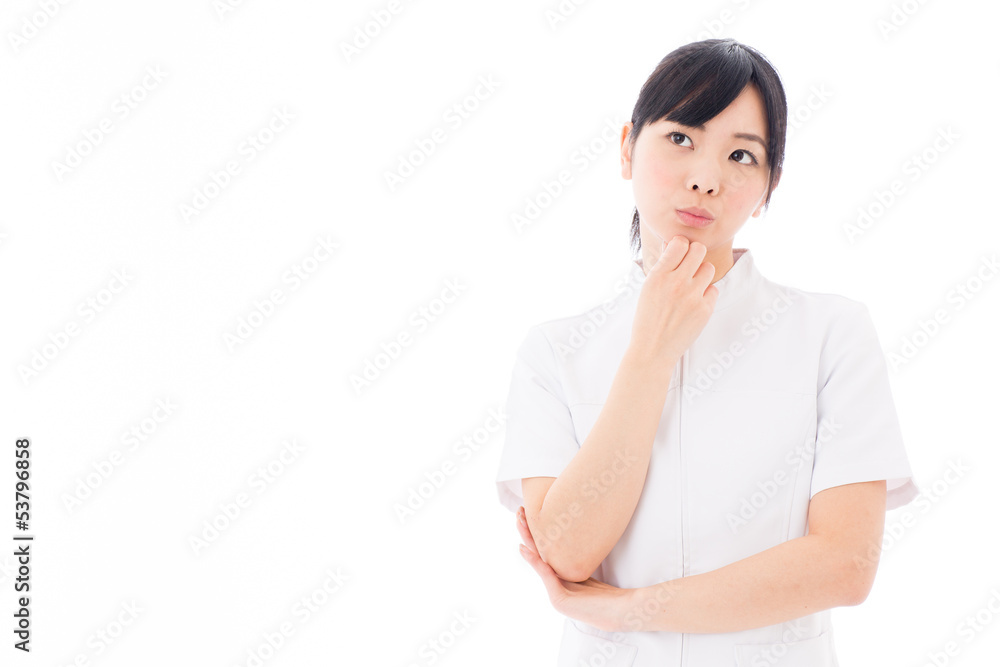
[{"xmin": 621, "ymin": 84, "xmax": 778, "ymax": 273}]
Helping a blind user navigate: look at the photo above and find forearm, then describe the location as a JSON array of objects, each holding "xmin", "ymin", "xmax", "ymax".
[
  {"xmin": 621, "ymin": 534, "xmax": 859, "ymax": 633},
  {"xmin": 533, "ymin": 346, "xmax": 674, "ymax": 581}
]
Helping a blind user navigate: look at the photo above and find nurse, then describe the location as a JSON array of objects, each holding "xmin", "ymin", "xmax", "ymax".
[{"xmin": 495, "ymin": 38, "xmax": 919, "ymax": 666}]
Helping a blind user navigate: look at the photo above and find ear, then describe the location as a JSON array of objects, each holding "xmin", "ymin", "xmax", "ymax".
[{"xmin": 620, "ymin": 122, "xmax": 634, "ymax": 180}]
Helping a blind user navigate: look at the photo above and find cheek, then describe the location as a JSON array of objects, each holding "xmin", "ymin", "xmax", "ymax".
[
  {"xmin": 635, "ymin": 154, "xmax": 681, "ymax": 193},
  {"xmin": 725, "ymin": 172, "xmax": 768, "ymax": 209}
]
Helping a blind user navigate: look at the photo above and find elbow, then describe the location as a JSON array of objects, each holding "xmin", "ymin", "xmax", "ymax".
[
  {"xmin": 533, "ymin": 538, "xmax": 592, "ymax": 583},
  {"xmin": 839, "ymin": 559, "xmax": 877, "ymax": 607},
  {"xmin": 827, "ymin": 535, "xmax": 879, "ymax": 607},
  {"xmin": 842, "ymin": 575, "xmax": 874, "ymax": 606},
  {"xmin": 545, "ymin": 555, "xmax": 595, "ymax": 583},
  {"xmin": 545, "ymin": 557, "xmax": 590, "ymax": 583},
  {"xmin": 528, "ymin": 517, "xmax": 597, "ymax": 583},
  {"xmin": 842, "ymin": 584, "xmax": 870, "ymax": 607}
]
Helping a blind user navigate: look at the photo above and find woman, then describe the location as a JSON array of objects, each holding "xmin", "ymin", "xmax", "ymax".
[{"xmin": 495, "ymin": 38, "xmax": 919, "ymax": 666}]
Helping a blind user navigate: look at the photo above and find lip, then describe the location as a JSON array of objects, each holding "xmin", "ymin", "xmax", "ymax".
[{"xmin": 676, "ymin": 208, "xmax": 714, "ymax": 228}]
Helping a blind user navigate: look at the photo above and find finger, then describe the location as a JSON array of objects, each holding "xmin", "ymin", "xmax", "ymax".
[
  {"xmin": 677, "ymin": 240, "xmax": 708, "ymax": 276},
  {"xmin": 704, "ymin": 282, "xmax": 720, "ymax": 307},
  {"xmin": 692, "ymin": 259, "xmax": 716, "ymax": 292},
  {"xmin": 516, "ymin": 507, "xmax": 539, "ymax": 552},
  {"xmin": 651, "ymin": 235, "xmax": 689, "ymax": 273},
  {"xmin": 519, "ymin": 544, "xmax": 569, "ymax": 598}
]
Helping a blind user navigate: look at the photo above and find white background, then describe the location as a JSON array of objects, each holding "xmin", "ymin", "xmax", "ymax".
[{"xmin": 1, "ymin": 0, "xmax": 997, "ymax": 665}]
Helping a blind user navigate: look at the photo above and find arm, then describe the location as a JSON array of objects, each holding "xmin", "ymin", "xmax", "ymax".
[
  {"xmin": 526, "ymin": 345, "xmax": 675, "ymax": 582},
  {"xmin": 621, "ymin": 480, "xmax": 887, "ymax": 633}
]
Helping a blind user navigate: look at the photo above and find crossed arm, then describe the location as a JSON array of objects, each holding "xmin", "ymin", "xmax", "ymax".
[{"xmin": 516, "ymin": 479, "xmax": 887, "ymax": 634}]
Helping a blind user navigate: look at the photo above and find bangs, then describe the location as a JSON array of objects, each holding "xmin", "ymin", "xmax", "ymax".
[{"xmin": 644, "ymin": 47, "xmax": 755, "ymax": 129}]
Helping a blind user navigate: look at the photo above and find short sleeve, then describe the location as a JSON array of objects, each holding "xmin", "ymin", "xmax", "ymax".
[
  {"xmin": 495, "ymin": 325, "xmax": 581, "ymax": 514},
  {"xmin": 810, "ymin": 302, "xmax": 920, "ymax": 511}
]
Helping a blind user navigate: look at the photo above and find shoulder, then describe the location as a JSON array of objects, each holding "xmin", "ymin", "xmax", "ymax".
[
  {"xmin": 758, "ymin": 276, "xmax": 887, "ymax": 374},
  {"xmin": 758, "ymin": 273, "xmax": 872, "ymax": 324},
  {"xmin": 521, "ymin": 274, "xmax": 639, "ymax": 356},
  {"xmin": 746, "ymin": 274, "xmax": 884, "ymax": 364}
]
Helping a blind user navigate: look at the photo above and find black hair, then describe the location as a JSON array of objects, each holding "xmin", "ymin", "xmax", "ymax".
[{"xmin": 626, "ymin": 38, "xmax": 787, "ymax": 255}]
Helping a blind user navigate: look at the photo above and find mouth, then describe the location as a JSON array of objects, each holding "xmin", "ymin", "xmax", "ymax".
[{"xmin": 676, "ymin": 208, "xmax": 714, "ymax": 228}]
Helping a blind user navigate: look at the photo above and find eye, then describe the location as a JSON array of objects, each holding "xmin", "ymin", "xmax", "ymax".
[
  {"xmin": 732, "ymin": 149, "xmax": 759, "ymax": 166},
  {"xmin": 668, "ymin": 131, "xmax": 761, "ymax": 167},
  {"xmin": 667, "ymin": 132, "xmax": 692, "ymax": 147}
]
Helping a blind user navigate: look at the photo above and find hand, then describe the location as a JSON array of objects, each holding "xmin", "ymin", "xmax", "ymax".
[
  {"xmin": 629, "ymin": 236, "xmax": 719, "ymax": 372},
  {"xmin": 514, "ymin": 505, "xmax": 633, "ymax": 633}
]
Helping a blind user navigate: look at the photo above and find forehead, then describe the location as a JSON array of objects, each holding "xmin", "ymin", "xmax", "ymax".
[{"xmin": 655, "ymin": 85, "xmax": 768, "ymax": 137}]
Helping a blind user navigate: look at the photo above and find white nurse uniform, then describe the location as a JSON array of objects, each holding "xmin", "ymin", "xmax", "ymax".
[{"xmin": 495, "ymin": 247, "xmax": 919, "ymax": 666}]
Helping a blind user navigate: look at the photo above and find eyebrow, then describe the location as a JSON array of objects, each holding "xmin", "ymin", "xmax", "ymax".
[{"xmin": 733, "ymin": 132, "xmax": 768, "ymax": 154}]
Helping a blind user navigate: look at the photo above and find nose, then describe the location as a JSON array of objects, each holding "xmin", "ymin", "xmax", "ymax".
[
  {"xmin": 687, "ymin": 175, "xmax": 718, "ymax": 195},
  {"xmin": 685, "ymin": 156, "xmax": 721, "ymax": 195}
]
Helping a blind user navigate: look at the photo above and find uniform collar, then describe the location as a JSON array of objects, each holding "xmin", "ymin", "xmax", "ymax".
[{"xmin": 629, "ymin": 247, "xmax": 756, "ymax": 311}]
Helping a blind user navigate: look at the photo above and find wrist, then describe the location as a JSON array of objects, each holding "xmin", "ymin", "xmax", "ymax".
[
  {"xmin": 618, "ymin": 586, "xmax": 651, "ymax": 633},
  {"xmin": 619, "ymin": 582, "xmax": 677, "ymax": 633},
  {"xmin": 623, "ymin": 345, "xmax": 678, "ymax": 384}
]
